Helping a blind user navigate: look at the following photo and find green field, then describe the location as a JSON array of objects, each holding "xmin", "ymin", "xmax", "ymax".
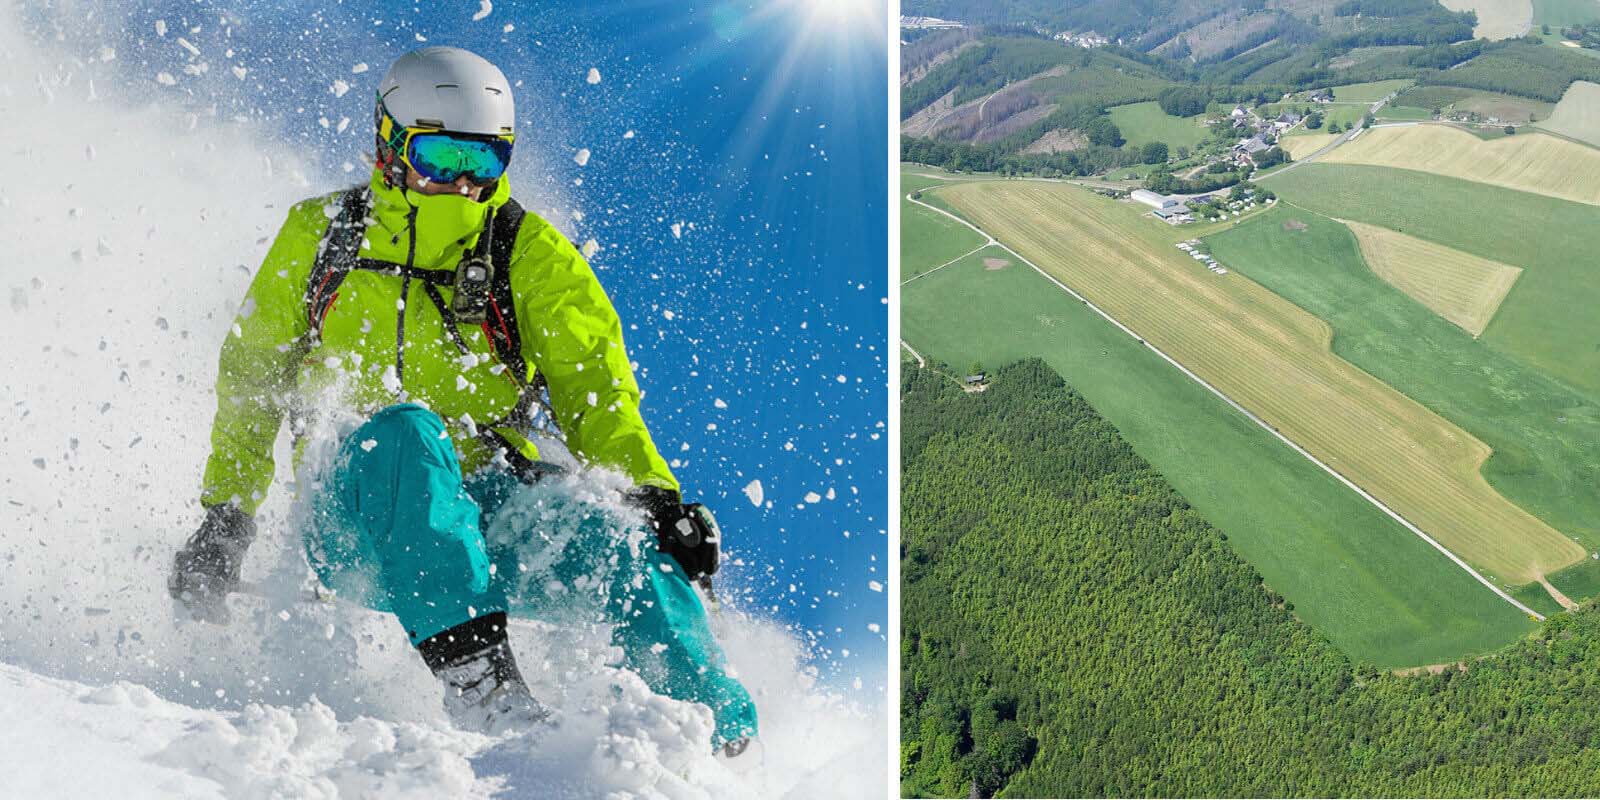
[
  {"xmin": 1204, "ymin": 206, "xmax": 1600, "ymax": 598},
  {"xmin": 1107, "ymin": 101, "xmax": 1211, "ymax": 149},
  {"xmin": 1264, "ymin": 164, "xmax": 1600, "ymax": 399},
  {"xmin": 900, "ymin": 187, "xmax": 1537, "ymax": 666},
  {"xmin": 1533, "ymin": 0, "xmax": 1600, "ymax": 26},
  {"xmin": 1375, "ymin": 105, "xmax": 1436, "ymax": 121},
  {"xmin": 1329, "ymin": 78, "xmax": 1416, "ymax": 103},
  {"xmin": 1390, "ymin": 86, "xmax": 1555, "ymax": 123},
  {"xmin": 902, "ymin": 168, "xmax": 988, "ymax": 279},
  {"xmin": 1270, "ymin": 102, "xmax": 1368, "ymax": 131}
]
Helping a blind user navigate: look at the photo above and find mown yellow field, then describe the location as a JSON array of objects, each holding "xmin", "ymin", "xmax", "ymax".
[
  {"xmin": 1438, "ymin": 0, "xmax": 1531, "ymax": 39},
  {"xmin": 1343, "ymin": 220, "xmax": 1523, "ymax": 337},
  {"xmin": 936, "ymin": 180, "xmax": 1584, "ymax": 583},
  {"xmin": 1323, "ymin": 124, "xmax": 1600, "ymax": 206},
  {"xmin": 1537, "ymin": 80, "xmax": 1600, "ymax": 148},
  {"xmin": 1281, "ymin": 133, "xmax": 1339, "ymax": 161}
]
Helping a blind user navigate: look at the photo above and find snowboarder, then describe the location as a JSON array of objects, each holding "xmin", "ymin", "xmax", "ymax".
[{"xmin": 168, "ymin": 46, "xmax": 757, "ymax": 755}]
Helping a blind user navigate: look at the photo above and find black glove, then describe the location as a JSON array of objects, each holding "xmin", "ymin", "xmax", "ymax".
[
  {"xmin": 632, "ymin": 486, "xmax": 721, "ymax": 581},
  {"xmin": 168, "ymin": 504, "xmax": 257, "ymax": 623}
]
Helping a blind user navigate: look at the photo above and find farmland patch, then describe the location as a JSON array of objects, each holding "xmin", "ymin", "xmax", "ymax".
[{"xmin": 1342, "ymin": 220, "xmax": 1523, "ymax": 337}]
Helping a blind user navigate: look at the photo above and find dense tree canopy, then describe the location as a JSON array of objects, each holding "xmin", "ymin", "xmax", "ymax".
[{"xmin": 902, "ymin": 360, "xmax": 1600, "ymax": 798}]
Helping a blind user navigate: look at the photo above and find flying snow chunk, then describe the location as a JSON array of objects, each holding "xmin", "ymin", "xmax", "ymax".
[
  {"xmin": 742, "ymin": 479, "xmax": 765, "ymax": 508},
  {"xmin": 804, "ymin": 491, "xmax": 822, "ymax": 504},
  {"xmin": 586, "ymin": 67, "xmax": 602, "ymax": 84},
  {"xmin": 330, "ymin": 79, "xmax": 351, "ymax": 98},
  {"xmin": 714, "ymin": 398, "xmax": 728, "ymax": 409},
  {"xmin": 472, "ymin": 0, "xmax": 493, "ymax": 21},
  {"xmin": 670, "ymin": 222, "xmax": 683, "ymax": 239},
  {"xmin": 868, "ymin": 623, "xmax": 882, "ymax": 634},
  {"xmin": 155, "ymin": 72, "xmax": 176, "ymax": 86},
  {"xmin": 155, "ymin": 19, "xmax": 167, "ymax": 37},
  {"xmin": 835, "ymin": 374, "xmax": 847, "ymax": 383},
  {"xmin": 623, "ymin": 130, "xmax": 636, "ymax": 139},
  {"xmin": 869, "ymin": 581, "xmax": 884, "ymax": 592},
  {"xmin": 580, "ymin": 239, "xmax": 599, "ymax": 258},
  {"xmin": 574, "ymin": 148, "xmax": 591, "ymax": 166},
  {"xmin": 231, "ymin": 66, "xmax": 247, "ymax": 80},
  {"xmin": 351, "ymin": 62, "xmax": 369, "ymax": 74},
  {"xmin": 503, "ymin": 23, "xmax": 515, "ymax": 33}
]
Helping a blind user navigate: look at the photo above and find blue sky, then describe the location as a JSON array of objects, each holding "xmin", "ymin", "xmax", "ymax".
[{"xmin": 67, "ymin": 0, "xmax": 889, "ymax": 692}]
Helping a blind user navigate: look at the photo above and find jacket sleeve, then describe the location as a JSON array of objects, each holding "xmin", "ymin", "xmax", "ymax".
[
  {"xmin": 199, "ymin": 202, "xmax": 322, "ymax": 513},
  {"xmin": 510, "ymin": 218, "xmax": 680, "ymax": 494}
]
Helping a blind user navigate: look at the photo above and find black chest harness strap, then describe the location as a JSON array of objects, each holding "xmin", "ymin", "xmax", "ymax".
[{"xmin": 304, "ymin": 187, "xmax": 556, "ymax": 473}]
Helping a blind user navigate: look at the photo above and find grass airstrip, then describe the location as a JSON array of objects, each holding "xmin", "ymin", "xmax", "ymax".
[
  {"xmin": 899, "ymin": 171, "xmax": 1538, "ymax": 667},
  {"xmin": 935, "ymin": 179, "xmax": 1583, "ymax": 585},
  {"xmin": 1205, "ymin": 206, "xmax": 1600, "ymax": 597}
]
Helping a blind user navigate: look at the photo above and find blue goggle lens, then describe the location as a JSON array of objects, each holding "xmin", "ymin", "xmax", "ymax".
[{"xmin": 406, "ymin": 133, "xmax": 513, "ymax": 184}]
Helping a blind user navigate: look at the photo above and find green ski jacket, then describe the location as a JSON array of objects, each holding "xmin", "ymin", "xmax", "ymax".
[{"xmin": 201, "ymin": 170, "xmax": 678, "ymax": 514}]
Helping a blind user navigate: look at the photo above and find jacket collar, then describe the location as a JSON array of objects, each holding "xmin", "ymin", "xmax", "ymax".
[{"xmin": 363, "ymin": 168, "xmax": 512, "ymax": 269}]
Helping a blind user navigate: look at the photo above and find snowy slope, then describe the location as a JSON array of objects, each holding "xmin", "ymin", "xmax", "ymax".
[{"xmin": 0, "ymin": 8, "xmax": 884, "ymax": 798}]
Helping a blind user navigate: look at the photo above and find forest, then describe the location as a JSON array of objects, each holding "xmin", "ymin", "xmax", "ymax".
[{"xmin": 902, "ymin": 359, "xmax": 1600, "ymax": 798}]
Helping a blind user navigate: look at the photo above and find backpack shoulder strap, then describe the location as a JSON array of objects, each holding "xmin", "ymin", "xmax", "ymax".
[
  {"xmin": 305, "ymin": 187, "xmax": 370, "ymax": 341},
  {"xmin": 484, "ymin": 198, "xmax": 531, "ymax": 388}
]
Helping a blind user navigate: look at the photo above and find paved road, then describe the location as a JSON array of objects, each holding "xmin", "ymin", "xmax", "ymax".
[{"xmin": 1260, "ymin": 94, "xmax": 1405, "ymax": 180}]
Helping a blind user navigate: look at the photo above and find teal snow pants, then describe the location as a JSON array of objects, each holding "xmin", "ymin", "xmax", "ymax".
[{"xmin": 303, "ymin": 403, "xmax": 758, "ymax": 748}]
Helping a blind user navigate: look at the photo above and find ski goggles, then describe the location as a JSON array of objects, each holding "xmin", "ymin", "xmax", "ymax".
[{"xmin": 378, "ymin": 100, "xmax": 514, "ymax": 184}]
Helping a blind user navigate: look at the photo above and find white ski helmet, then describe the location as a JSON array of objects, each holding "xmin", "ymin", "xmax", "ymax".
[{"xmin": 377, "ymin": 46, "xmax": 515, "ymax": 136}]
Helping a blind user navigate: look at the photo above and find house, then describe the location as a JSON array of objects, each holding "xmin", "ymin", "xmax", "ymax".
[
  {"xmin": 1230, "ymin": 106, "xmax": 1247, "ymax": 118},
  {"xmin": 1309, "ymin": 88, "xmax": 1332, "ymax": 103},
  {"xmin": 1277, "ymin": 111, "xmax": 1302, "ymax": 125},
  {"xmin": 964, "ymin": 373, "xmax": 987, "ymax": 385},
  {"xmin": 1131, "ymin": 189, "xmax": 1176, "ymax": 209}
]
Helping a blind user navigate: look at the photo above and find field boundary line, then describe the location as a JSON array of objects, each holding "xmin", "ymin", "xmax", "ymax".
[
  {"xmin": 904, "ymin": 187, "xmax": 1546, "ymax": 621},
  {"xmin": 902, "ymin": 240, "xmax": 994, "ymax": 286}
]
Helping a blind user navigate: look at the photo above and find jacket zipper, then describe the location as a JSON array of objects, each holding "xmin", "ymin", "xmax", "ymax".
[{"xmin": 394, "ymin": 205, "xmax": 419, "ymax": 394}]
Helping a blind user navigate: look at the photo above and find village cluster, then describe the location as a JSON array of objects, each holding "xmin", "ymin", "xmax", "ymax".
[
  {"xmin": 1175, "ymin": 240, "xmax": 1228, "ymax": 275},
  {"xmin": 1211, "ymin": 104, "xmax": 1310, "ymax": 168}
]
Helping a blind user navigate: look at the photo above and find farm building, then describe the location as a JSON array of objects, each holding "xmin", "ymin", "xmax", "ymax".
[
  {"xmin": 1237, "ymin": 136, "xmax": 1271, "ymax": 155},
  {"xmin": 1154, "ymin": 204, "xmax": 1193, "ymax": 224},
  {"xmin": 1131, "ymin": 189, "xmax": 1177, "ymax": 209}
]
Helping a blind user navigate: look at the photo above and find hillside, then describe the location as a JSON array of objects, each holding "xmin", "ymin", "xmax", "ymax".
[
  {"xmin": 901, "ymin": 21, "xmax": 1600, "ymax": 180},
  {"xmin": 902, "ymin": 359, "xmax": 1600, "ymax": 798}
]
